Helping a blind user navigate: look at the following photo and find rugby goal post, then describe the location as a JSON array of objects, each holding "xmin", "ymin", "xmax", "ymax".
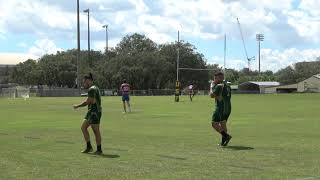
[{"xmin": 0, "ymin": 87, "xmax": 30, "ymax": 100}]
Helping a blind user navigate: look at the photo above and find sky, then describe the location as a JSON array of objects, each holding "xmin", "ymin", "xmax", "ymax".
[{"xmin": 0, "ymin": 0, "xmax": 320, "ymax": 71}]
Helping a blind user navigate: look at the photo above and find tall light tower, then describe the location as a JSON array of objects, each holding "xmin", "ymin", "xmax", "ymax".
[
  {"xmin": 83, "ymin": 9, "xmax": 91, "ymax": 62},
  {"xmin": 76, "ymin": 0, "xmax": 80, "ymax": 93},
  {"xmin": 256, "ymin": 34, "xmax": 264, "ymax": 73},
  {"xmin": 102, "ymin": 25, "xmax": 108, "ymax": 56}
]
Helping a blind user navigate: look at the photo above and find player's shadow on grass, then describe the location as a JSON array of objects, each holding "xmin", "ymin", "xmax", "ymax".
[
  {"xmin": 223, "ymin": 145, "xmax": 254, "ymax": 151},
  {"xmin": 55, "ymin": 140, "xmax": 75, "ymax": 144},
  {"xmin": 88, "ymin": 153, "xmax": 120, "ymax": 159},
  {"xmin": 157, "ymin": 154, "xmax": 187, "ymax": 160},
  {"xmin": 24, "ymin": 136, "xmax": 41, "ymax": 140},
  {"xmin": 106, "ymin": 148, "xmax": 128, "ymax": 152}
]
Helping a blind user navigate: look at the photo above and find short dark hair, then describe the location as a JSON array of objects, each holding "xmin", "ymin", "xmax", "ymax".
[
  {"xmin": 214, "ymin": 72, "xmax": 224, "ymax": 77},
  {"xmin": 84, "ymin": 73, "xmax": 93, "ymax": 81},
  {"xmin": 123, "ymin": 79, "xmax": 127, "ymax": 83}
]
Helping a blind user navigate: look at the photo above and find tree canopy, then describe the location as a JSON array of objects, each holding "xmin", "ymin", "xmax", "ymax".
[{"xmin": 6, "ymin": 33, "xmax": 320, "ymax": 89}]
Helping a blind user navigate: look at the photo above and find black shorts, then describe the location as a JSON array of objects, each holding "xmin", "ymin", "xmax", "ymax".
[
  {"xmin": 84, "ymin": 111, "xmax": 102, "ymax": 124},
  {"xmin": 212, "ymin": 109, "xmax": 231, "ymax": 122}
]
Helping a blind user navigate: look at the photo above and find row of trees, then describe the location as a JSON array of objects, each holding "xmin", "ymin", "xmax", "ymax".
[
  {"xmin": 8, "ymin": 34, "xmax": 214, "ymax": 89},
  {"xmin": 5, "ymin": 33, "xmax": 320, "ymax": 89}
]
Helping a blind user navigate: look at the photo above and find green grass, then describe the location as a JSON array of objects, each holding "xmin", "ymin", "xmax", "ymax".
[{"xmin": 0, "ymin": 94, "xmax": 319, "ymax": 180}]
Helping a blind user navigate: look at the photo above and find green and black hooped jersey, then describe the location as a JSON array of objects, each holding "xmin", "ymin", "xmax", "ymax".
[
  {"xmin": 88, "ymin": 85, "xmax": 102, "ymax": 112},
  {"xmin": 212, "ymin": 81, "xmax": 232, "ymax": 113}
]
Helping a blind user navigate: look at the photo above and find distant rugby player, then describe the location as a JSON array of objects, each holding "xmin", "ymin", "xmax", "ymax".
[
  {"xmin": 73, "ymin": 73, "xmax": 103, "ymax": 154},
  {"xmin": 120, "ymin": 79, "xmax": 131, "ymax": 113},
  {"xmin": 210, "ymin": 72, "xmax": 232, "ymax": 146},
  {"xmin": 188, "ymin": 83, "xmax": 195, "ymax": 102}
]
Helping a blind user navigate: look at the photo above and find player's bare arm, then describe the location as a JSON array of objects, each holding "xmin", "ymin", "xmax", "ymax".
[{"xmin": 73, "ymin": 97, "xmax": 95, "ymax": 109}]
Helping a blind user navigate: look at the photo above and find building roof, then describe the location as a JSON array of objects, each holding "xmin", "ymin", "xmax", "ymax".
[
  {"xmin": 313, "ymin": 74, "xmax": 320, "ymax": 79},
  {"xmin": 230, "ymin": 85, "xmax": 238, "ymax": 90},
  {"xmin": 265, "ymin": 83, "xmax": 298, "ymax": 89},
  {"xmin": 248, "ymin": 81, "xmax": 280, "ymax": 86}
]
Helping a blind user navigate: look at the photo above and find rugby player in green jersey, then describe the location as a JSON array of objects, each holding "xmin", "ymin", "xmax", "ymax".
[
  {"xmin": 210, "ymin": 72, "xmax": 232, "ymax": 146},
  {"xmin": 73, "ymin": 73, "xmax": 103, "ymax": 154}
]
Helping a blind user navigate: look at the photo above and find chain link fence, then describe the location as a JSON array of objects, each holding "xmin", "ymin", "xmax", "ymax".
[
  {"xmin": 0, "ymin": 87, "xmax": 30, "ymax": 98},
  {"xmin": 0, "ymin": 87, "xmax": 214, "ymax": 98},
  {"xmin": 0, "ymin": 87, "xmax": 265, "ymax": 98}
]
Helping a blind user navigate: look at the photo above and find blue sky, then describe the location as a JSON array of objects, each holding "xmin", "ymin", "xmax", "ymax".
[{"xmin": 0, "ymin": 0, "xmax": 320, "ymax": 71}]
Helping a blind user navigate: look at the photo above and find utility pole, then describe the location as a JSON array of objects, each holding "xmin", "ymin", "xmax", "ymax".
[{"xmin": 84, "ymin": 9, "xmax": 91, "ymax": 62}]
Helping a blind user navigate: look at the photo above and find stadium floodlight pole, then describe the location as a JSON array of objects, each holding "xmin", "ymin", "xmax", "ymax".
[
  {"xmin": 83, "ymin": 9, "xmax": 91, "ymax": 63},
  {"xmin": 77, "ymin": 0, "xmax": 81, "ymax": 94},
  {"xmin": 102, "ymin": 25, "xmax": 108, "ymax": 56},
  {"xmin": 256, "ymin": 34, "xmax": 264, "ymax": 73}
]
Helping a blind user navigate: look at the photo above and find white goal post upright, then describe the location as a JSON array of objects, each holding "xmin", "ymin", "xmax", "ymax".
[
  {"xmin": 177, "ymin": 31, "xmax": 180, "ymax": 82},
  {"xmin": 175, "ymin": 32, "xmax": 227, "ymax": 101},
  {"xmin": 224, "ymin": 33, "xmax": 227, "ymax": 74},
  {"xmin": 0, "ymin": 87, "xmax": 30, "ymax": 99},
  {"xmin": 175, "ymin": 31, "xmax": 181, "ymax": 102}
]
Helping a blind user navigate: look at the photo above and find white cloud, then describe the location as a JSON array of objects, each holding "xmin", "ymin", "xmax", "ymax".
[
  {"xmin": 1, "ymin": 0, "xmax": 320, "ymax": 72},
  {"xmin": 0, "ymin": 1, "xmax": 69, "ymax": 32},
  {"xmin": 92, "ymin": 38, "xmax": 122, "ymax": 52},
  {"xmin": 157, "ymin": 0, "xmax": 283, "ymax": 41},
  {"xmin": 0, "ymin": 0, "xmax": 103, "ymax": 39},
  {"xmin": 0, "ymin": 33, "xmax": 5, "ymax": 39},
  {"xmin": 285, "ymin": 11, "xmax": 320, "ymax": 43},
  {"xmin": 28, "ymin": 39, "xmax": 63, "ymax": 58},
  {"xmin": 208, "ymin": 48, "xmax": 320, "ymax": 72},
  {"xmin": 0, "ymin": 39, "xmax": 62, "ymax": 64},
  {"xmin": 299, "ymin": 0, "xmax": 320, "ymax": 16},
  {"xmin": 128, "ymin": 0, "xmax": 149, "ymax": 13},
  {"xmin": 0, "ymin": 53, "xmax": 37, "ymax": 64},
  {"xmin": 208, "ymin": 56, "xmax": 247, "ymax": 70},
  {"xmin": 80, "ymin": 14, "xmax": 104, "ymax": 32},
  {"xmin": 259, "ymin": 48, "xmax": 320, "ymax": 71},
  {"xmin": 18, "ymin": 42, "xmax": 28, "ymax": 48}
]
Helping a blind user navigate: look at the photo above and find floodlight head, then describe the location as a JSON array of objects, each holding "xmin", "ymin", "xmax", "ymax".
[
  {"xmin": 103, "ymin": 25, "xmax": 108, "ymax": 28},
  {"xmin": 83, "ymin": 9, "xmax": 89, "ymax": 13},
  {"xmin": 256, "ymin": 34, "xmax": 264, "ymax": 41}
]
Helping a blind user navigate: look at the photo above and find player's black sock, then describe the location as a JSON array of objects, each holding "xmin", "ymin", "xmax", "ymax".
[
  {"xmin": 97, "ymin": 145, "xmax": 102, "ymax": 152},
  {"xmin": 220, "ymin": 131, "xmax": 229, "ymax": 137},
  {"xmin": 87, "ymin": 141, "xmax": 92, "ymax": 149}
]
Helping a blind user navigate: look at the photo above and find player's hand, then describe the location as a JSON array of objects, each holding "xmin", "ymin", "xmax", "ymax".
[
  {"xmin": 73, "ymin": 105, "xmax": 78, "ymax": 110},
  {"xmin": 210, "ymin": 93, "xmax": 215, "ymax": 98}
]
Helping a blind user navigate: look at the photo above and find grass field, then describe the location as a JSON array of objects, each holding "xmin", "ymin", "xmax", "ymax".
[{"xmin": 0, "ymin": 94, "xmax": 319, "ymax": 180}]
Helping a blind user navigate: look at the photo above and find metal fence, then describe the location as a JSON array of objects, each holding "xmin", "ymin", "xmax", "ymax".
[
  {"xmin": 0, "ymin": 88, "xmax": 30, "ymax": 98},
  {"xmin": 0, "ymin": 87, "xmax": 265, "ymax": 98},
  {"xmin": 0, "ymin": 87, "xmax": 214, "ymax": 97}
]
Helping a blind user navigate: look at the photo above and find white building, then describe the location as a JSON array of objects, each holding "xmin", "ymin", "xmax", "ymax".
[
  {"xmin": 238, "ymin": 81, "xmax": 280, "ymax": 94},
  {"xmin": 265, "ymin": 74, "xmax": 320, "ymax": 93}
]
